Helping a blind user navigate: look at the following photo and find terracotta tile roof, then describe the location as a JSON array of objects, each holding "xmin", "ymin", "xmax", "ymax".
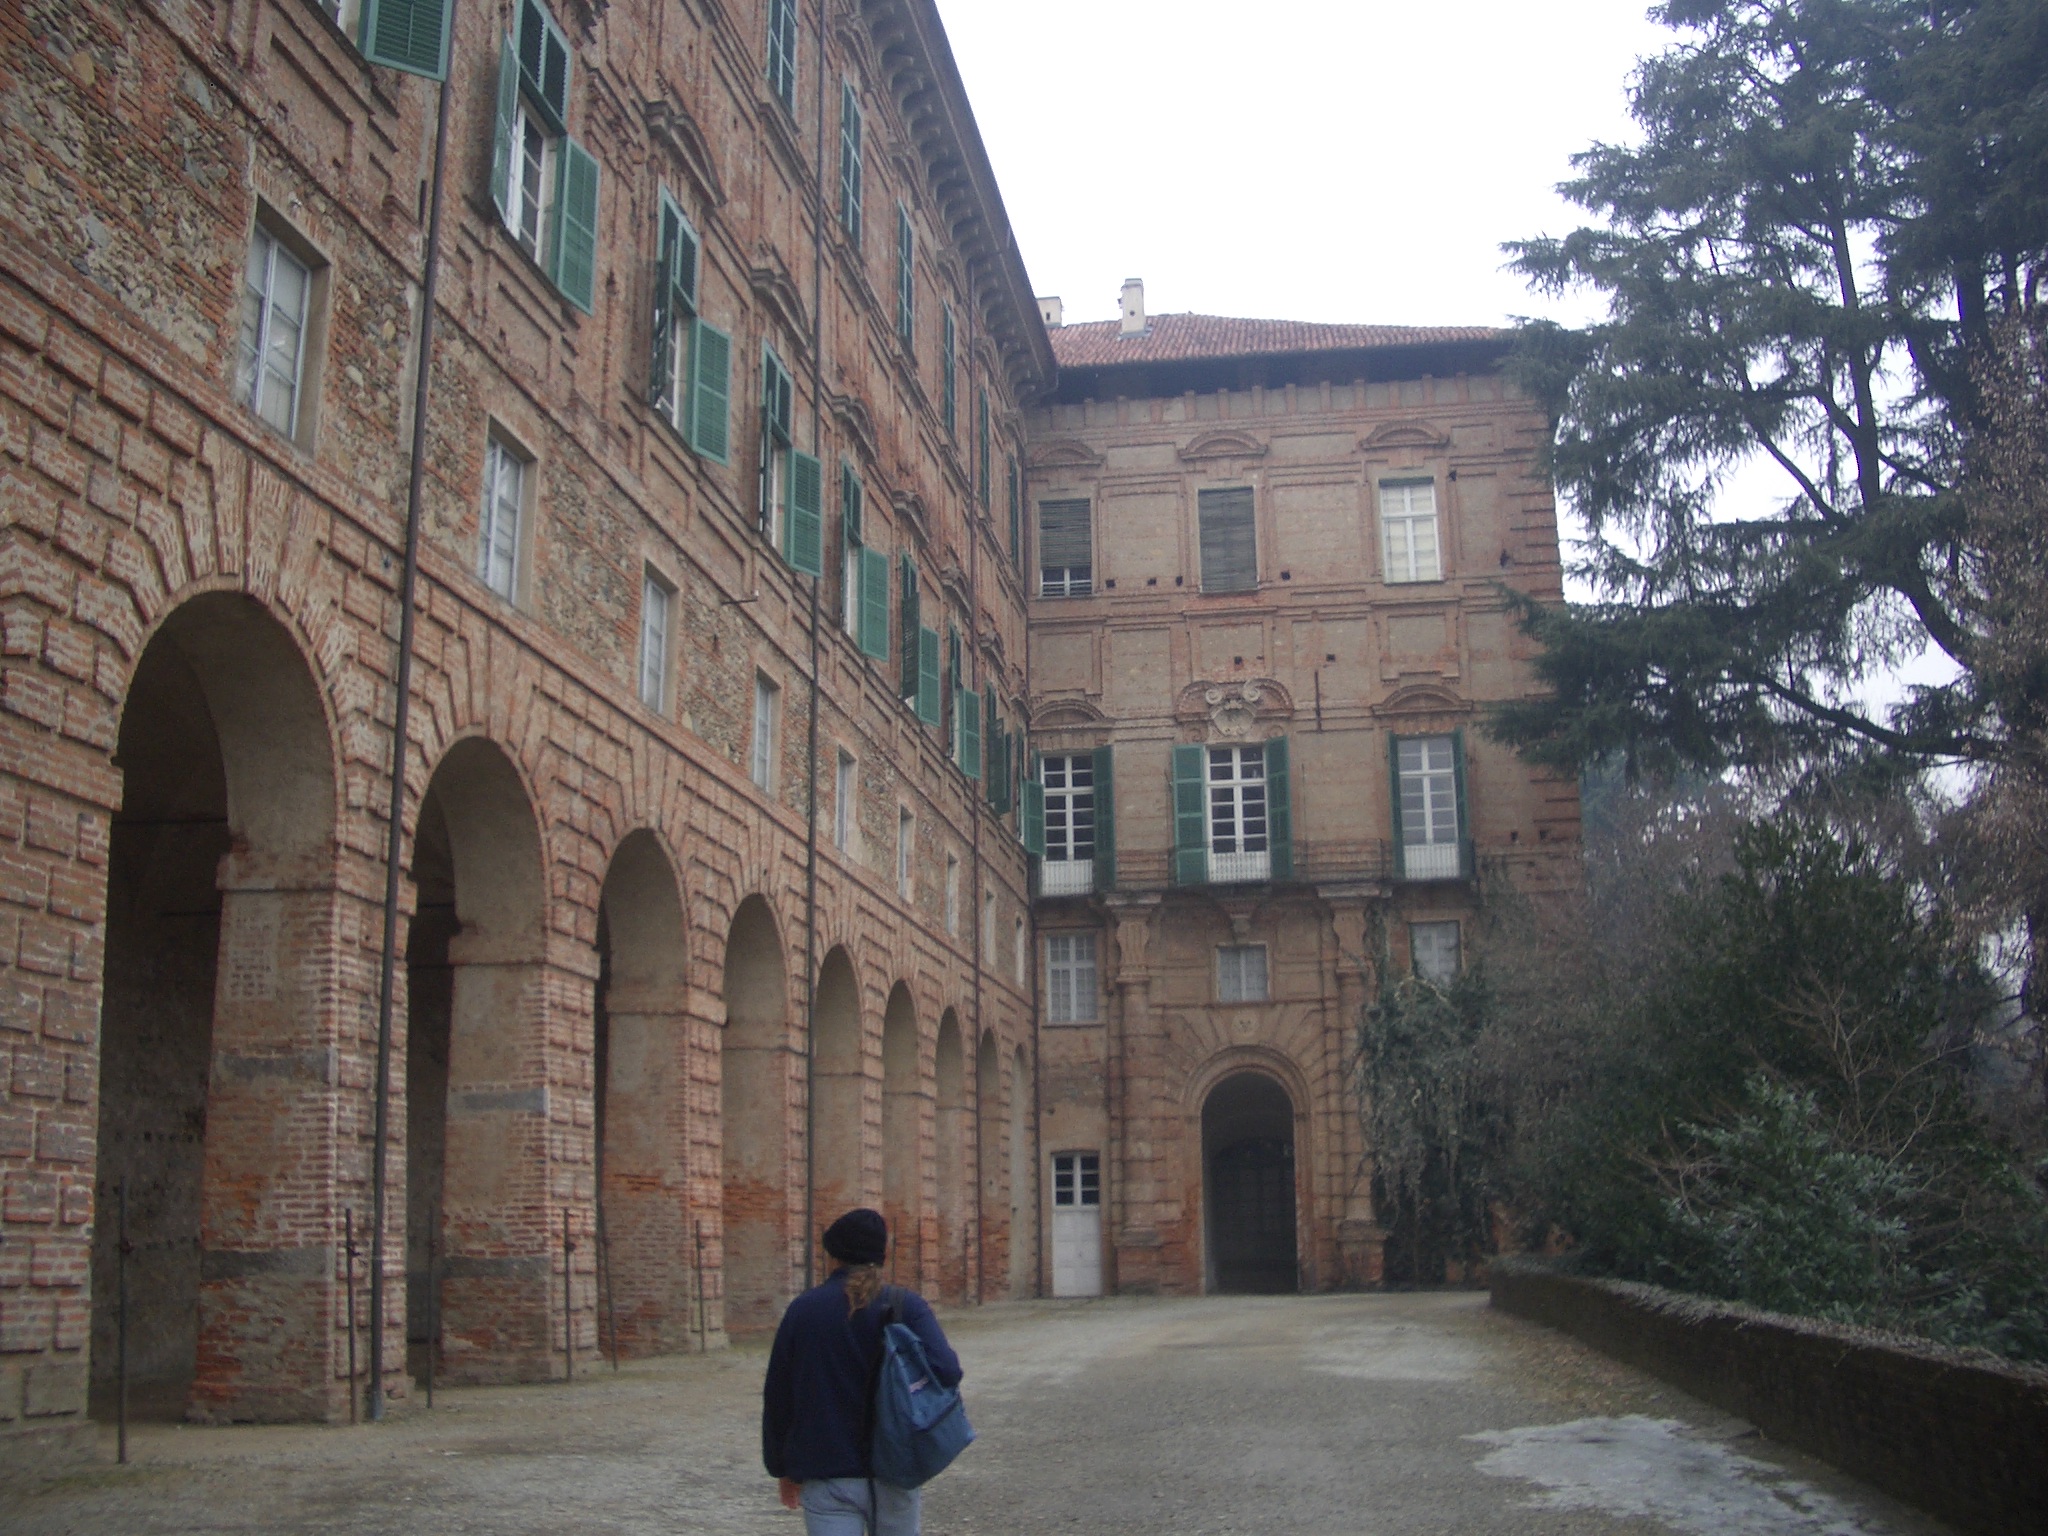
[{"xmin": 1045, "ymin": 312, "xmax": 1503, "ymax": 369}]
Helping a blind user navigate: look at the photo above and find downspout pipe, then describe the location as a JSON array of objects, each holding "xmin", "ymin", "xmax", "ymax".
[{"xmin": 366, "ymin": 35, "xmax": 457, "ymax": 1423}]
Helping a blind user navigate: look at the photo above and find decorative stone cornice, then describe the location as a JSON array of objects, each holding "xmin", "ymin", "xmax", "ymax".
[
  {"xmin": 1362, "ymin": 418, "xmax": 1451, "ymax": 452},
  {"xmin": 642, "ymin": 94, "xmax": 726, "ymax": 208},
  {"xmin": 1173, "ymin": 678, "xmax": 1296, "ymax": 738},
  {"xmin": 1178, "ymin": 428, "xmax": 1267, "ymax": 464}
]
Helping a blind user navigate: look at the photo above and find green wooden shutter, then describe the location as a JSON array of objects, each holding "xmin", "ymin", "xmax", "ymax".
[
  {"xmin": 841, "ymin": 461, "xmax": 863, "ymax": 546},
  {"xmin": 1091, "ymin": 744, "xmax": 1115, "ymax": 891},
  {"xmin": 977, "ymin": 389, "xmax": 990, "ymax": 506},
  {"xmin": 838, "ymin": 83, "xmax": 863, "ymax": 239},
  {"xmin": 687, "ymin": 320, "xmax": 731, "ymax": 462},
  {"xmin": 361, "ymin": 0, "xmax": 452, "ymax": 79},
  {"xmin": 1388, "ymin": 734, "xmax": 1405, "ymax": 880},
  {"xmin": 489, "ymin": 36, "xmax": 519, "ymax": 225},
  {"xmin": 786, "ymin": 450, "xmax": 823, "ymax": 576},
  {"xmin": 518, "ymin": 0, "xmax": 570, "ymax": 129},
  {"xmin": 859, "ymin": 547, "xmax": 890, "ymax": 661},
  {"xmin": 1452, "ymin": 729, "xmax": 1470, "ymax": 880},
  {"xmin": 1265, "ymin": 736, "xmax": 1292, "ymax": 881},
  {"xmin": 916, "ymin": 627, "xmax": 941, "ymax": 726},
  {"xmin": 961, "ymin": 689, "xmax": 982, "ymax": 780},
  {"xmin": 942, "ymin": 307, "xmax": 956, "ymax": 431},
  {"xmin": 896, "ymin": 205, "xmax": 914, "ymax": 346},
  {"xmin": 1172, "ymin": 744, "xmax": 1208, "ymax": 886},
  {"xmin": 1023, "ymin": 755, "xmax": 1046, "ymax": 856},
  {"xmin": 899, "ymin": 556, "xmax": 920, "ymax": 699},
  {"xmin": 1008, "ymin": 457, "xmax": 1021, "ymax": 559},
  {"xmin": 552, "ymin": 139, "xmax": 600, "ymax": 313}
]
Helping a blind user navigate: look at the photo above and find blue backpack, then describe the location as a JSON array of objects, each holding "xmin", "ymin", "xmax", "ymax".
[{"xmin": 869, "ymin": 1286, "xmax": 975, "ymax": 1489}]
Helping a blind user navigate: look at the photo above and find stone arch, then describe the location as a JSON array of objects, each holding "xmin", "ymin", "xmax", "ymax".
[
  {"xmin": 593, "ymin": 829, "xmax": 690, "ymax": 1356},
  {"xmin": 879, "ymin": 983, "xmax": 921, "ymax": 1284},
  {"xmin": 811, "ymin": 946, "xmax": 866, "ymax": 1242},
  {"xmin": 1200, "ymin": 1069, "xmax": 1300, "ymax": 1295},
  {"xmin": 933, "ymin": 1011, "xmax": 966, "ymax": 1300},
  {"xmin": 407, "ymin": 734, "xmax": 552, "ymax": 1386},
  {"xmin": 721, "ymin": 894, "xmax": 791, "ymax": 1334},
  {"xmin": 94, "ymin": 591, "xmax": 341, "ymax": 1423},
  {"xmin": 975, "ymin": 1030, "xmax": 1000, "ymax": 1301},
  {"xmin": 1008, "ymin": 1042, "xmax": 1034, "ymax": 1297}
]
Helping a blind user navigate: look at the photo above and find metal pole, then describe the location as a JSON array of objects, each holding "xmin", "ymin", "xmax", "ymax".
[
  {"xmin": 366, "ymin": 7, "xmax": 459, "ymax": 1423},
  {"xmin": 597, "ymin": 1196, "xmax": 619, "ymax": 1371},
  {"xmin": 117, "ymin": 1180, "xmax": 129, "ymax": 1465},
  {"xmin": 344, "ymin": 1209, "xmax": 359, "ymax": 1425},
  {"xmin": 562, "ymin": 1209, "xmax": 576, "ymax": 1382},
  {"xmin": 424, "ymin": 1213, "xmax": 437, "ymax": 1408},
  {"xmin": 693, "ymin": 1220, "xmax": 708, "ymax": 1353}
]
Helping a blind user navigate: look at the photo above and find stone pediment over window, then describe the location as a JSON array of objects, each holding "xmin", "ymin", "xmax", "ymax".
[
  {"xmin": 829, "ymin": 5, "xmax": 876, "ymax": 80},
  {"xmin": 642, "ymin": 95, "xmax": 726, "ymax": 208},
  {"xmin": 1375, "ymin": 682, "xmax": 1470, "ymax": 720},
  {"xmin": 1029, "ymin": 697, "xmax": 1110, "ymax": 731},
  {"xmin": 1178, "ymin": 429, "xmax": 1267, "ymax": 464},
  {"xmin": 1173, "ymin": 679, "xmax": 1295, "ymax": 739},
  {"xmin": 1362, "ymin": 419, "xmax": 1452, "ymax": 452},
  {"xmin": 892, "ymin": 489, "xmax": 931, "ymax": 546},
  {"xmin": 1026, "ymin": 438, "xmax": 1103, "ymax": 472},
  {"xmin": 829, "ymin": 389, "xmax": 880, "ymax": 467},
  {"xmin": 750, "ymin": 247, "xmax": 812, "ymax": 356}
]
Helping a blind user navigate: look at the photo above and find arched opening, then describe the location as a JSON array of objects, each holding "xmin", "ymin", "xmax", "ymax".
[
  {"xmin": 975, "ymin": 1032, "xmax": 1000, "ymax": 1302},
  {"xmin": 811, "ymin": 947, "xmax": 866, "ymax": 1245},
  {"xmin": 933, "ymin": 1013, "xmax": 966, "ymax": 1300},
  {"xmin": 721, "ymin": 896, "xmax": 790, "ymax": 1334},
  {"xmin": 1202, "ymin": 1072, "xmax": 1298, "ymax": 1294},
  {"xmin": 593, "ymin": 831, "xmax": 688, "ymax": 1356},
  {"xmin": 1008, "ymin": 1044, "xmax": 1033, "ymax": 1297},
  {"xmin": 94, "ymin": 592, "xmax": 338, "ymax": 1422},
  {"xmin": 880, "ymin": 984, "xmax": 921, "ymax": 1285},
  {"xmin": 405, "ymin": 736, "xmax": 550, "ymax": 1385}
]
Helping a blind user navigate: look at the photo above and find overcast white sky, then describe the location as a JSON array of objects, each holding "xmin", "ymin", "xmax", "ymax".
[{"xmin": 935, "ymin": 0, "xmax": 1670, "ymax": 331}]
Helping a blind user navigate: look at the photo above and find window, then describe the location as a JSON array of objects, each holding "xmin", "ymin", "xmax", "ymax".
[
  {"xmin": 479, "ymin": 435, "xmax": 527, "ymax": 601},
  {"xmin": 982, "ymin": 891, "xmax": 996, "ymax": 957},
  {"xmin": 489, "ymin": 0, "xmax": 600, "ymax": 311},
  {"xmin": 1038, "ymin": 499, "xmax": 1092, "ymax": 597},
  {"xmin": 238, "ymin": 224, "xmax": 314, "ymax": 441},
  {"xmin": 1014, "ymin": 916, "xmax": 1026, "ymax": 984},
  {"xmin": 1045, "ymin": 933, "xmax": 1098, "ymax": 1024},
  {"xmin": 835, "ymin": 751, "xmax": 857, "ymax": 853},
  {"xmin": 976, "ymin": 388, "xmax": 991, "ymax": 507},
  {"xmin": 759, "ymin": 349, "xmax": 792, "ymax": 547},
  {"xmin": 1198, "ymin": 486, "xmax": 1257, "ymax": 593},
  {"xmin": 1040, "ymin": 753, "xmax": 1094, "ymax": 897},
  {"xmin": 1052, "ymin": 1151, "xmax": 1100, "ymax": 1209},
  {"xmin": 837, "ymin": 81, "xmax": 863, "ymax": 241},
  {"xmin": 895, "ymin": 204, "xmax": 914, "ymax": 348},
  {"xmin": 1411, "ymin": 921, "xmax": 1461, "ymax": 984},
  {"xmin": 841, "ymin": 465, "xmax": 890, "ymax": 662},
  {"xmin": 765, "ymin": 0, "xmax": 797, "ymax": 109},
  {"xmin": 1207, "ymin": 746, "xmax": 1269, "ymax": 883},
  {"xmin": 1393, "ymin": 734, "xmax": 1465, "ymax": 880},
  {"xmin": 841, "ymin": 465, "xmax": 863, "ymax": 636},
  {"xmin": 897, "ymin": 807, "xmax": 915, "ymax": 898},
  {"xmin": 941, "ymin": 306, "xmax": 956, "ymax": 433},
  {"xmin": 945, "ymin": 854, "xmax": 960, "ymax": 935},
  {"xmin": 638, "ymin": 569, "xmax": 671, "ymax": 710},
  {"xmin": 751, "ymin": 674, "xmax": 780, "ymax": 792},
  {"xmin": 1217, "ymin": 944, "xmax": 1269, "ymax": 1003},
  {"xmin": 1007, "ymin": 455, "xmax": 1021, "ymax": 561},
  {"xmin": 649, "ymin": 193, "xmax": 730, "ymax": 463},
  {"xmin": 1381, "ymin": 479, "xmax": 1441, "ymax": 583}
]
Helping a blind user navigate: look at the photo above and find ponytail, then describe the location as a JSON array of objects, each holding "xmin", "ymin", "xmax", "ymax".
[{"xmin": 845, "ymin": 1263, "xmax": 884, "ymax": 1313}]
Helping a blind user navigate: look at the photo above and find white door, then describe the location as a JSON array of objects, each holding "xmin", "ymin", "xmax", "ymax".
[{"xmin": 1050, "ymin": 1151, "xmax": 1102, "ymax": 1297}]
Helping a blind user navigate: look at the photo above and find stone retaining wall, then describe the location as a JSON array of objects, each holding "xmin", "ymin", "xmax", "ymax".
[{"xmin": 1489, "ymin": 1257, "xmax": 2048, "ymax": 1536}]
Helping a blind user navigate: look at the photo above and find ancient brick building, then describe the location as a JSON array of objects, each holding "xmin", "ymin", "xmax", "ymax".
[
  {"xmin": 1023, "ymin": 287, "xmax": 1578, "ymax": 1298},
  {"xmin": 1, "ymin": 0, "xmax": 1047, "ymax": 1458}
]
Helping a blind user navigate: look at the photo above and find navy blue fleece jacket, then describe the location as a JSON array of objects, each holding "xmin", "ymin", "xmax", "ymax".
[{"xmin": 761, "ymin": 1269, "xmax": 963, "ymax": 1482}]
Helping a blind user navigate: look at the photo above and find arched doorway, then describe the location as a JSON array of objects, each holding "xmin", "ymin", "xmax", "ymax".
[
  {"xmin": 593, "ymin": 831, "xmax": 688, "ymax": 1355},
  {"xmin": 94, "ymin": 593, "xmax": 338, "ymax": 1422},
  {"xmin": 880, "ymin": 984, "xmax": 920, "ymax": 1285},
  {"xmin": 721, "ymin": 896, "xmax": 790, "ymax": 1334},
  {"xmin": 933, "ymin": 1013, "xmax": 965, "ymax": 1300},
  {"xmin": 405, "ymin": 737, "xmax": 551, "ymax": 1384},
  {"xmin": 1202, "ymin": 1072, "xmax": 1298, "ymax": 1294},
  {"xmin": 975, "ymin": 1031, "xmax": 1000, "ymax": 1301},
  {"xmin": 1008, "ymin": 1044, "xmax": 1033, "ymax": 1297},
  {"xmin": 811, "ymin": 948, "xmax": 866, "ymax": 1245}
]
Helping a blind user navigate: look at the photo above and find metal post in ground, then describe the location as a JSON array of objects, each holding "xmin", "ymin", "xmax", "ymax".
[
  {"xmin": 344, "ymin": 1209, "xmax": 359, "ymax": 1425},
  {"xmin": 562, "ymin": 1209, "xmax": 576, "ymax": 1382},
  {"xmin": 117, "ymin": 1179, "xmax": 129, "ymax": 1465},
  {"xmin": 693, "ymin": 1219, "xmax": 708, "ymax": 1353}
]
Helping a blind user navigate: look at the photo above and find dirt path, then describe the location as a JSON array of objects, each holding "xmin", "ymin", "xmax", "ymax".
[{"xmin": 9, "ymin": 1292, "xmax": 1950, "ymax": 1535}]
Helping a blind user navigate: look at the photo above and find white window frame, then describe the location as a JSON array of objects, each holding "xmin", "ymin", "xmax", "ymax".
[
  {"xmin": 1411, "ymin": 921, "xmax": 1462, "ymax": 984},
  {"xmin": 1014, "ymin": 916, "xmax": 1027, "ymax": 984},
  {"xmin": 1398, "ymin": 736, "xmax": 1461, "ymax": 879},
  {"xmin": 750, "ymin": 673, "xmax": 780, "ymax": 792},
  {"xmin": 479, "ymin": 435, "xmax": 528, "ymax": 602},
  {"xmin": 1207, "ymin": 745, "xmax": 1269, "ymax": 884},
  {"xmin": 1052, "ymin": 1150, "xmax": 1101, "ymax": 1208},
  {"xmin": 238, "ymin": 224, "xmax": 313, "ymax": 441},
  {"xmin": 1045, "ymin": 932, "xmax": 1098, "ymax": 1025},
  {"xmin": 897, "ymin": 806, "xmax": 915, "ymax": 898},
  {"xmin": 508, "ymin": 98, "xmax": 561, "ymax": 266},
  {"xmin": 638, "ymin": 569, "xmax": 672, "ymax": 710},
  {"xmin": 834, "ymin": 751, "xmax": 857, "ymax": 853},
  {"xmin": 1380, "ymin": 479, "xmax": 1442, "ymax": 584},
  {"xmin": 1040, "ymin": 752, "xmax": 1095, "ymax": 896},
  {"xmin": 945, "ymin": 854, "xmax": 961, "ymax": 935},
  {"xmin": 1216, "ymin": 944, "xmax": 1269, "ymax": 1003}
]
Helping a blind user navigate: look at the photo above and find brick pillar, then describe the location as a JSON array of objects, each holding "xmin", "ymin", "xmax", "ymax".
[
  {"xmin": 1105, "ymin": 894, "xmax": 1162, "ymax": 1292},
  {"xmin": 191, "ymin": 850, "xmax": 347, "ymax": 1423},
  {"xmin": 595, "ymin": 985, "xmax": 693, "ymax": 1356},
  {"xmin": 1322, "ymin": 890, "xmax": 1385, "ymax": 1287}
]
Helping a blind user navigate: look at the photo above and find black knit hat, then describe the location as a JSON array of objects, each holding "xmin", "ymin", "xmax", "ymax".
[{"xmin": 822, "ymin": 1207, "xmax": 888, "ymax": 1267}]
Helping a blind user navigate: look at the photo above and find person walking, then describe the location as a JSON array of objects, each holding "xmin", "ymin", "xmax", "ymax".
[{"xmin": 762, "ymin": 1208, "xmax": 963, "ymax": 1535}]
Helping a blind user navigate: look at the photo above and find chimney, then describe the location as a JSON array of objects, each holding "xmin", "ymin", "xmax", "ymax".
[
  {"xmin": 1119, "ymin": 278, "xmax": 1146, "ymax": 336},
  {"xmin": 1038, "ymin": 295, "xmax": 1063, "ymax": 328}
]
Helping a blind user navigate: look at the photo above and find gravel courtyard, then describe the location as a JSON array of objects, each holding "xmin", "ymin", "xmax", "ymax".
[{"xmin": 9, "ymin": 1292, "xmax": 1950, "ymax": 1535}]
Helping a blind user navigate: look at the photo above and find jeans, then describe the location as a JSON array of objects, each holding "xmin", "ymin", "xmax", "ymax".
[{"xmin": 798, "ymin": 1477, "xmax": 921, "ymax": 1536}]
